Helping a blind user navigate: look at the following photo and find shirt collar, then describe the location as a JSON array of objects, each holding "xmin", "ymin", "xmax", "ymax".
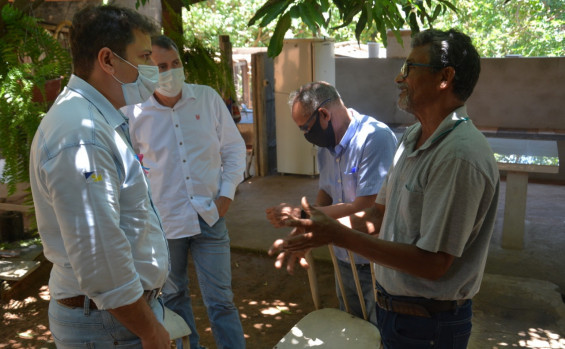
[
  {"xmin": 66, "ymin": 74, "xmax": 128, "ymax": 129},
  {"xmin": 405, "ymin": 105, "xmax": 469, "ymax": 153},
  {"xmin": 333, "ymin": 108, "xmax": 360, "ymax": 155}
]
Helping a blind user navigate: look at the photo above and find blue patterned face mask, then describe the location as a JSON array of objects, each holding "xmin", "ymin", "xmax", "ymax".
[{"xmin": 111, "ymin": 52, "xmax": 159, "ymax": 105}]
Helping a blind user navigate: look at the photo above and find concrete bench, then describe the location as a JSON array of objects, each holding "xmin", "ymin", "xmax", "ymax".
[{"xmin": 486, "ymin": 138, "xmax": 560, "ymax": 249}]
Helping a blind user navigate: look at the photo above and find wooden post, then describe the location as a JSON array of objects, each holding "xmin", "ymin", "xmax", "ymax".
[
  {"xmin": 241, "ymin": 61, "xmax": 250, "ymax": 107},
  {"xmin": 251, "ymin": 52, "xmax": 274, "ymax": 176},
  {"xmin": 219, "ymin": 35, "xmax": 234, "ymax": 84}
]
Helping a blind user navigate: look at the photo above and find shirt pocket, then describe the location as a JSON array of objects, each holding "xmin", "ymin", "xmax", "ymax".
[
  {"xmin": 398, "ymin": 183, "xmax": 424, "ymax": 243},
  {"xmin": 341, "ymin": 171, "xmax": 358, "ymax": 200}
]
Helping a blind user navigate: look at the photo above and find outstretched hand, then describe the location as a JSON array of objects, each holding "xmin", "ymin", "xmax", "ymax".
[
  {"xmin": 268, "ymin": 227, "xmax": 311, "ymax": 275},
  {"xmin": 267, "ymin": 197, "xmax": 344, "ymax": 274},
  {"xmin": 280, "ymin": 196, "xmax": 338, "ymax": 251},
  {"xmin": 265, "ymin": 203, "xmax": 300, "ymax": 228}
]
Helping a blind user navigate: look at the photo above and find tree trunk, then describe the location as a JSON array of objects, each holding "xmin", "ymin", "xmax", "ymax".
[{"xmin": 161, "ymin": 0, "xmax": 204, "ymax": 50}]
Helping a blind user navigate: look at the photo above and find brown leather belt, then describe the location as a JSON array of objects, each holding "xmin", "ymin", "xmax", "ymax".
[
  {"xmin": 376, "ymin": 290, "xmax": 468, "ymax": 318},
  {"xmin": 56, "ymin": 288, "xmax": 162, "ymax": 310}
]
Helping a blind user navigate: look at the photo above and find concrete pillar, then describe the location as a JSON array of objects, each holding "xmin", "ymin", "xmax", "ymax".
[{"xmin": 501, "ymin": 172, "xmax": 529, "ymax": 249}]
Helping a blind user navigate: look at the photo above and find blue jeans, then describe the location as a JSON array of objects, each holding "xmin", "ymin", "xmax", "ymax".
[
  {"xmin": 375, "ymin": 284, "xmax": 472, "ymax": 349},
  {"xmin": 162, "ymin": 216, "xmax": 245, "ymax": 349},
  {"xmin": 48, "ymin": 296, "xmax": 164, "ymax": 348},
  {"xmin": 335, "ymin": 259, "xmax": 377, "ymax": 326}
]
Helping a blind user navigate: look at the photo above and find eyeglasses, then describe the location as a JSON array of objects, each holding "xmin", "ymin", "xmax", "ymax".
[
  {"xmin": 400, "ymin": 61, "xmax": 436, "ymax": 79},
  {"xmin": 299, "ymin": 98, "xmax": 332, "ymax": 132}
]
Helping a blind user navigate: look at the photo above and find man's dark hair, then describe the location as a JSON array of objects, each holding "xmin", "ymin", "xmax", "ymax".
[
  {"xmin": 151, "ymin": 35, "xmax": 179, "ymax": 52},
  {"xmin": 412, "ymin": 29, "xmax": 481, "ymax": 102},
  {"xmin": 289, "ymin": 81, "xmax": 342, "ymax": 115},
  {"xmin": 70, "ymin": 5, "xmax": 158, "ymax": 79}
]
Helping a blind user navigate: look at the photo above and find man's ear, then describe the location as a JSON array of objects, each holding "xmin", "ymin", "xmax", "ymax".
[
  {"xmin": 440, "ymin": 66, "xmax": 456, "ymax": 89},
  {"xmin": 318, "ymin": 107, "xmax": 331, "ymax": 122},
  {"xmin": 98, "ymin": 47, "xmax": 116, "ymax": 75}
]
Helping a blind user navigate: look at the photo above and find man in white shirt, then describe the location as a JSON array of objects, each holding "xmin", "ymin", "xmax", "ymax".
[
  {"xmin": 123, "ymin": 35, "xmax": 246, "ymax": 349},
  {"xmin": 29, "ymin": 5, "xmax": 170, "ymax": 348}
]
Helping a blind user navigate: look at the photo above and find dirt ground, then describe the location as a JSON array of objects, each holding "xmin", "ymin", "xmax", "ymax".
[{"xmin": 1, "ymin": 248, "xmax": 337, "ymax": 348}]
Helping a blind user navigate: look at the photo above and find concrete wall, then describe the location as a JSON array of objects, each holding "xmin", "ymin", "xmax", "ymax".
[
  {"xmin": 467, "ymin": 57, "xmax": 565, "ymax": 130},
  {"xmin": 335, "ymin": 56, "xmax": 565, "ymax": 181},
  {"xmin": 335, "ymin": 58, "xmax": 410, "ymax": 125},
  {"xmin": 336, "ymin": 56, "xmax": 565, "ymax": 130}
]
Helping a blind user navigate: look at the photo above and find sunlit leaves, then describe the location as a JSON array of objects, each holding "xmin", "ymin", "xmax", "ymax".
[
  {"xmin": 431, "ymin": 0, "xmax": 564, "ymax": 57},
  {"xmin": 183, "ymin": 0, "xmax": 563, "ymax": 58},
  {"xmin": 268, "ymin": 11, "xmax": 291, "ymax": 57},
  {"xmin": 249, "ymin": 0, "xmax": 458, "ymax": 57}
]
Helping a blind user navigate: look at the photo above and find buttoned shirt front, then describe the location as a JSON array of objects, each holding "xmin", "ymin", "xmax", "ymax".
[
  {"xmin": 29, "ymin": 75, "xmax": 169, "ymax": 310},
  {"xmin": 123, "ymin": 83, "xmax": 246, "ymax": 238},
  {"xmin": 318, "ymin": 109, "xmax": 397, "ymax": 263}
]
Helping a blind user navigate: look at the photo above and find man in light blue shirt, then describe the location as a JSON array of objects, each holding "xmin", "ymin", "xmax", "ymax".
[
  {"xmin": 29, "ymin": 6, "xmax": 170, "ymax": 348},
  {"xmin": 267, "ymin": 81, "xmax": 397, "ymax": 325}
]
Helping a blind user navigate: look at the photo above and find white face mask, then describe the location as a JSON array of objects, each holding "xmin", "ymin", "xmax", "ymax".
[
  {"xmin": 111, "ymin": 52, "xmax": 159, "ymax": 105},
  {"xmin": 156, "ymin": 68, "xmax": 185, "ymax": 97}
]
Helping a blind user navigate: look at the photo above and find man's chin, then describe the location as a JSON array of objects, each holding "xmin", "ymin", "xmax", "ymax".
[{"xmin": 397, "ymin": 98, "xmax": 410, "ymax": 113}]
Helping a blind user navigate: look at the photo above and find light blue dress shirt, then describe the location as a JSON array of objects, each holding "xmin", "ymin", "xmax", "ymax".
[
  {"xmin": 318, "ymin": 109, "xmax": 397, "ymax": 263},
  {"xmin": 29, "ymin": 75, "xmax": 169, "ymax": 310}
]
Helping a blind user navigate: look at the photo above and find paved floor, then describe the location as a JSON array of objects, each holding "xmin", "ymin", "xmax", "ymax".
[{"xmin": 226, "ymin": 174, "xmax": 565, "ymax": 348}]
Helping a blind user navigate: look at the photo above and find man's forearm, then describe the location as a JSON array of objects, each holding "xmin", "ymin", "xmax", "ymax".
[
  {"xmin": 107, "ymin": 296, "xmax": 169, "ymax": 347},
  {"xmin": 337, "ymin": 204, "xmax": 383, "ymax": 235},
  {"xmin": 317, "ymin": 194, "xmax": 377, "ymax": 220}
]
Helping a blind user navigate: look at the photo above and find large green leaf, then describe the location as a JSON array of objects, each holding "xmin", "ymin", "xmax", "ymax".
[
  {"xmin": 302, "ymin": 1, "xmax": 326, "ymax": 26},
  {"xmin": 298, "ymin": 2, "xmax": 320, "ymax": 33},
  {"xmin": 267, "ymin": 11, "xmax": 291, "ymax": 57},
  {"xmin": 260, "ymin": 0, "xmax": 293, "ymax": 27},
  {"xmin": 431, "ymin": 4, "xmax": 442, "ymax": 20},
  {"xmin": 248, "ymin": 0, "xmax": 288, "ymax": 26},
  {"xmin": 355, "ymin": 7, "xmax": 367, "ymax": 42}
]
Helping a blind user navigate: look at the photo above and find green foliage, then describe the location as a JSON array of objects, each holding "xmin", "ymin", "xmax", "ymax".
[
  {"xmin": 0, "ymin": 4, "xmax": 71, "ymax": 194},
  {"xmin": 249, "ymin": 0, "xmax": 458, "ymax": 57},
  {"xmin": 183, "ymin": 0, "xmax": 563, "ymax": 59},
  {"xmin": 494, "ymin": 153, "xmax": 560, "ymax": 167},
  {"xmin": 432, "ymin": 0, "xmax": 565, "ymax": 57},
  {"xmin": 0, "ymin": 235, "xmax": 41, "ymax": 250},
  {"xmin": 183, "ymin": 0, "xmax": 274, "ymax": 49},
  {"xmin": 180, "ymin": 35, "xmax": 237, "ymax": 102}
]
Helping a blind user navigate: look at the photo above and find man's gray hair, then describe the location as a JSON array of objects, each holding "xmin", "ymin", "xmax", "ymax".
[{"xmin": 288, "ymin": 81, "xmax": 341, "ymax": 115}]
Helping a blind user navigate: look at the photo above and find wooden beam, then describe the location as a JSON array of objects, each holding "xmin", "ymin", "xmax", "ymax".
[
  {"xmin": 0, "ymin": 203, "xmax": 32, "ymax": 212},
  {"xmin": 252, "ymin": 52, "xmax": 268, "ymax": 176}
]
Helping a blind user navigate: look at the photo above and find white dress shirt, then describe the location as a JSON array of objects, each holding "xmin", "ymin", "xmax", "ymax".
[
  {"xmin": 29, "ymin": 75, "xmax": 169, "ymax": 310},
  {"xmin": 123, "ymin": 83, "xmax": 246, "ymax": 239}
]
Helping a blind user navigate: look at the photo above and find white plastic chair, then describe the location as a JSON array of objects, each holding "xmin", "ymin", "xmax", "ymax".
[
  {"xmin": 164, "ymin": 306, "xmax": 191, "ymax": 348},
  {"xmin": 274, "ymin": 246, "xmax": 382, "ymax": 348}
]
